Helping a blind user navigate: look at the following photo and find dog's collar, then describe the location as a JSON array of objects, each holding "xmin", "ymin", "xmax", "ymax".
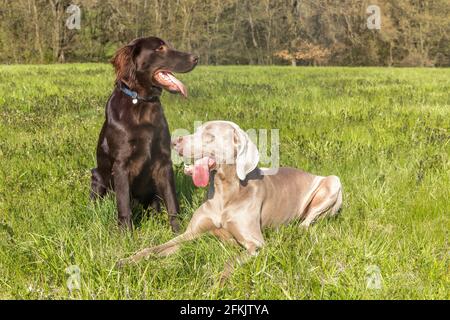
[{"xmin": 117, "ymin": 81, "xmax": 160, "ymax": 104}]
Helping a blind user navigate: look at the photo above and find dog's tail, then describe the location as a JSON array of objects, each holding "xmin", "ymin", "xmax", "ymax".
[{"xmin": 330, "ymin": 177, "xmax": 343, "ymax": 216}]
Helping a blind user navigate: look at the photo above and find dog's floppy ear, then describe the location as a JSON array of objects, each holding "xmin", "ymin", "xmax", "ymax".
[
  {"xmin": 234, "ymin": 125, "xmax": 259, "ymax": 181},
  {"xmin": 111, "ymin": 39, "xmax": 141, "ymax": 87}
]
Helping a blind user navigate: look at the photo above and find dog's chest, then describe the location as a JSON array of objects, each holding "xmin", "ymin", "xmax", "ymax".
[
  {"xmin": 127, "ymin": 122, "xmax": 170, "ymax": 177},
  {"xmin": 127, "ymin": 123, "xmax": 162, "ymax": 154},
  {"xmin": 131, "ymin": 102, "xmax": 162, "ymax": 124},
  {"xmin": 125, "ymin": 137, "xmax": 154, "ymax": 178},
  {"xmin": 125, "ymin": 103, "xmax": 167, "ymax": 151}
]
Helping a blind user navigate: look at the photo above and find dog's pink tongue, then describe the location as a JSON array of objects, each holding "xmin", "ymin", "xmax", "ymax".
[
  {"xmin": 166, "ymin": 73, "xmax": 187, "ymax": 97},
  {"xmin": 192, "ymin": 157, "xmax": 210, "ymax": 187}
]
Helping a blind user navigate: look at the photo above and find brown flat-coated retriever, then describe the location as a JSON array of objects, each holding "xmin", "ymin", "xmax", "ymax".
[{"xmin": 90, "ymin": 36, "xmax": 198, "ymax": 232}]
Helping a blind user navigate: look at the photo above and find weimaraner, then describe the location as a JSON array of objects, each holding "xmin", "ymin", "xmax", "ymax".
[{"xmin": 118, "ymin": 121, "xmax": 343, "ymax": 281}]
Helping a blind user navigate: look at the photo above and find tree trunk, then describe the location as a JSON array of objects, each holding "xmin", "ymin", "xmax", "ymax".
[
  {"xmin": 264, "ymin": 0, "xmax": 273, "ymax": 64},
  {"xmin": 389, "ymin": 41, "xmax": 393, "ymax": 66},
  {"xmin": 246, "ymin": 1, "xmax": 258, "ymax": 49},
  {"xmin": 30, "ymin": 0, "xmax": 44, "ymax": 63},
  {"xmin": 49, "ymin": 0, "xmax": 61, "ymax": 63}
]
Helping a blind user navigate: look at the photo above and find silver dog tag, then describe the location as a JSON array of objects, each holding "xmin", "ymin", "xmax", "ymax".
[{"xmin": 132, "ymin": 98, "xmax": 138, "ymax": 104}]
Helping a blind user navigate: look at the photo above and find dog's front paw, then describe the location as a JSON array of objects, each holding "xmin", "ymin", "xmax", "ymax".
[
  {"xmin": 118, "ymin": 217, "xmax": 133, "ymax": 231},
  {"xmin": 169, "ymin": 217, "xmax": 181, "ymax": 234}
]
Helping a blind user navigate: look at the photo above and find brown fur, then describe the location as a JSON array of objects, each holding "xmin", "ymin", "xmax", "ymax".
[
  {"xmin": 90, "ymin": 36, "xmax": 198, "ymax": 231},
  {"xmin": 111, "ymin": 45, "xmax": 137, "ymax": 87}
]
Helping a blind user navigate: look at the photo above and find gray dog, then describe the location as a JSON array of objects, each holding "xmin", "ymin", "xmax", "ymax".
[{"xmin": 119, "ymin": 121, "xmax": 343, "ymax": 281}]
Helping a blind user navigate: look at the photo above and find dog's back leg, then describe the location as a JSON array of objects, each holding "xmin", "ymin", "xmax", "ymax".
[
  {"xmin": 91, "ymin": 131, "xmax": 112, "ymax": 200},
  {"xmin": 330, "ymin": 184, "xmax": 343, "ymax": 216},
  {"xmin": 300, "ymin": 175, "xmax": 342, "ymax": 227}
]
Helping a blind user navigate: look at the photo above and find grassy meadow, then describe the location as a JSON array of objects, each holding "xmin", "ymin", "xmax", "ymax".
[{"xmin": 0, "ymin": 64, "xmax": 449, "ymax": 299}]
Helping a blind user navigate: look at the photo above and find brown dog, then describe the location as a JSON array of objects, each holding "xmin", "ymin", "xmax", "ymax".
[
  {"xmin": 119, "ymin": 121, "xmax": 343, "ymax": 281},
  {"xmin": 90, "ymin": 37, "xmax": 198, "ymax": 231}
]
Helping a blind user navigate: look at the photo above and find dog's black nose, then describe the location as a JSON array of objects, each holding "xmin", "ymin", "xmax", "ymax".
[{"xmin": 192, "ymin": 55, "xmax": 199, "ymax": 64}]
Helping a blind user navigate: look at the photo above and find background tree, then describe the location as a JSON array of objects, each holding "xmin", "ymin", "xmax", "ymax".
[{"xmin": 0, "ymin": 0, "xmax": 448, "ymax": 66}]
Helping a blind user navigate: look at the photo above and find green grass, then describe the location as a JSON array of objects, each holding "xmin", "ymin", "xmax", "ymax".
[{"xmin": 0, "ymin": 64, "xmax": 449, "ymax": 299}]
